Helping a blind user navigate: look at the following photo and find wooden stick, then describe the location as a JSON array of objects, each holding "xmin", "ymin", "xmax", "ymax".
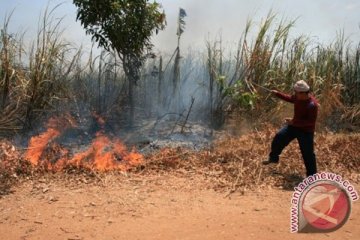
[{"xmin": 181, "ymin": 97, "xmax": 195, "ymax": 133}]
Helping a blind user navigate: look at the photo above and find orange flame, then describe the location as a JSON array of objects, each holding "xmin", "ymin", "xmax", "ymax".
[
  {"xmin": 24, "ymin": 119, "xmax": 61, "ymax": 166},
  {"xmin": 70, "ymin": 132, "xmax": 143, "ymax": 171},
  {"xmin": 24, "ymin": 114, "xmax": 143, "ymax": 171}
]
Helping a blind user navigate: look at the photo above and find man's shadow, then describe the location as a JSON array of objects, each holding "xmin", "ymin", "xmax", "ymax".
[{"xmin": 270, "ymin": 170, "xmax": 304, "ymax": 191}]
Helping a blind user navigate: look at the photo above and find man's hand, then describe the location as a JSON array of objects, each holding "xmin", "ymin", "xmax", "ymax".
[
  {"xmin": 284, "ymin": 117, "xmax": 293, "ymax": 125},
  {"xmin": 271, "ymin": 90, "xmax": 279, "ymax": 95}
]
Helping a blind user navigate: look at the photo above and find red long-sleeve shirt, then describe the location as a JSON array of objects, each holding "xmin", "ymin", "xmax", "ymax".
[{"xmin": 275, "ymin": 92, "xmax": 319, "ymax": 132}]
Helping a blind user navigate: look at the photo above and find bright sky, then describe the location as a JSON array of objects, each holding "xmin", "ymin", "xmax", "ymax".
[{"xmin": 1, "ymin": 0, "xmax": 360, "ymax": 54}]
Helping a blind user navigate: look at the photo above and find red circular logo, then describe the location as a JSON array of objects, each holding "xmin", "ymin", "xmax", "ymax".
[{"xmin": 302, "ymin": 183, "xmax": 351, "ymax": 231}]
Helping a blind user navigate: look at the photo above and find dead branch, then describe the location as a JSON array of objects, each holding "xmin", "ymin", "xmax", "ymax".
[{"xmin": 181, "ymin": 97, "xmax": 195, "ymax": 133}]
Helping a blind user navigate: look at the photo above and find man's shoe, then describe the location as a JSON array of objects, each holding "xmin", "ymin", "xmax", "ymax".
[{"xmin": 262, "ymin": 160, "xmax": 279, "ymax": 165}]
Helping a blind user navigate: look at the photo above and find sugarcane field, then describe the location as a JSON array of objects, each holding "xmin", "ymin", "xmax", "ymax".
[{"xmin": 0, "ymin": 1, "xmax": 359, "ymax": 239}]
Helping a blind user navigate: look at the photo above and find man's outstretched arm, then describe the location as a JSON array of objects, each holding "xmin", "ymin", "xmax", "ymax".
[{"xmin": 271, "ymin": 90, "xmax": 295, "ymax": 103}]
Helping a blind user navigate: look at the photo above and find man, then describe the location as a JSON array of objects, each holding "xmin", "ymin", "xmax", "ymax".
[{"xmin": 262, "ymin": 80, "xmax": 319, "ymax": 177}]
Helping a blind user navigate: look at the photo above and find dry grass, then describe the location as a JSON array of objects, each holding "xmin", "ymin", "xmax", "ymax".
[
  {"xmin": 140, "ymin": 125, "xmax": 360, "ymax": 193},
  {"xmin": 0, "ymin": 5, "xmax": 82, "ymax": 134},
  {"xmin": 203, "ymin": 12, "xmax": 360, "ymax": 129},
  {"xmin": 0, "ymin": 140, "xmax": 32, "ymax": 195},
  {"xmin": 1, "ymin": 126, "xmax": 359, "ymax": 196}
]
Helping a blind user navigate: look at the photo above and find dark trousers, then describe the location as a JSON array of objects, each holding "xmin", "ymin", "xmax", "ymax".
[{"xmin": 269, "ymin": 125, "xmax": 317, "ymax": 176}]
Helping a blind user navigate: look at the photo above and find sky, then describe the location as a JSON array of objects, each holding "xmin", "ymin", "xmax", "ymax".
[{"xmin": 1, "ymin": 0, "xmax": 360, "ymax": 55}]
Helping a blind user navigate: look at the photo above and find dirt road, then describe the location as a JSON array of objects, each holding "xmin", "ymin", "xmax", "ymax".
[{"xmin": 0, "ymin": 174, "xmax": 358, "ymax": 240}]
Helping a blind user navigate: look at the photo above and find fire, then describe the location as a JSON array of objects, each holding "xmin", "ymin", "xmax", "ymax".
[
  {"xmin": 70, "ymin": 131, "xmax": 143, "ymax": 171},
  {"xmin": 24, "ymin": 118, "xmax": 61, "ymax": 166},
  {"xmin": 24, "ymin": 114, "xmax": 143, "ymax": 171}
]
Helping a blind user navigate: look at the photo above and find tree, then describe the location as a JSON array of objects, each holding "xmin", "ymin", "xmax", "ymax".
[{"xmin": 73, "ymin": 0, "xmax": 166, "ymax": 125}]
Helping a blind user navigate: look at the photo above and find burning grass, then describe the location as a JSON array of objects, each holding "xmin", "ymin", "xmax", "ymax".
[
  {"xmin": 1, "ymin": 124, "xmax": 359, "ymax": 197},
  {"xmin": 22, "ymin": 115, "xmax": 144, "ymax": 172}
]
